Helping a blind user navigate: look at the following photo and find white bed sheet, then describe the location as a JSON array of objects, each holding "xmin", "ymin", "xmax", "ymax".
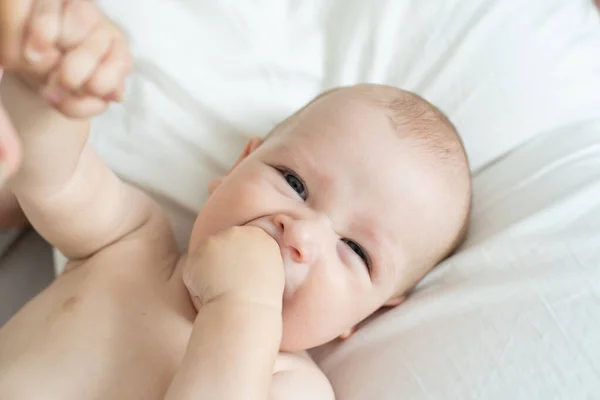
[
  {"xmin": 311, "ymin": 122, "xmax": 600, "ymax": 399},
  {"xmin": 53, "ymin": 0, "xmax": 600, "ymax": 398}
]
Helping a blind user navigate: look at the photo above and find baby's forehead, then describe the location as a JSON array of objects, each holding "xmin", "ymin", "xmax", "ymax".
[
  {"xmin": 268, "ymin": 115, "xmax": 436, "ymax": 238},
  {"xmin": 269, "ymin": 89, "xmax": 435, "ymax": 205},
  {"xmin": 282, "ymin": 97, "xmax": 396, "ymax": 148}
]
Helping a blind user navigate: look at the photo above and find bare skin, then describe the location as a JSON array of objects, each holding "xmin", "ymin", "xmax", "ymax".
[
  {"xmin": 0, "ymin": 1, "xmax": 470, "ymax": 399},
  {"xmin": 0, "ymin": 2, "xmax": 333, "ymax": 399},
  {"xmin": 0, "ymin": 75, "xmax": 332, "ymax": 400}
]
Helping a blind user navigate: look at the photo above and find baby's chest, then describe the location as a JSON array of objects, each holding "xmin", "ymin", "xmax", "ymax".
[
  {"xmin": 1, "ymin": 249, "xmax": 194, "ymax": 400},
  {"xmin": 75, "ymin": 250, "xmax": 196, "ymax": 364}
]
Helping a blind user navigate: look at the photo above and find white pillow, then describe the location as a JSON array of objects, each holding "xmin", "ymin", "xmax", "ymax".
[
  {"xmin": 90, "ymin": 0, "xmax": 600, "ymax": 245},
  {"xmin": 82, "ymin": 0, "xmax": 600, "ymax": 397},
  {"xmin": 311, "ymin": 121, "xmax": 600, "ymax": 399}
]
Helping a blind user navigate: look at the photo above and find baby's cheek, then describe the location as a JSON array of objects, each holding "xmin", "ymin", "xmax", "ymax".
[
  {"xmin": 235, "ymin": 179, "xmax": 280, "ymax": 216},
  {"xmin": 195, "ymin": 171, "xmax": 282, "ymax": 239}
]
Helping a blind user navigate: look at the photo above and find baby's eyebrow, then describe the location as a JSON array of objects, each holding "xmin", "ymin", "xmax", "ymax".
[{"xmin": 276, "ymin": 143, "xmax": 333, "ymax": 187}]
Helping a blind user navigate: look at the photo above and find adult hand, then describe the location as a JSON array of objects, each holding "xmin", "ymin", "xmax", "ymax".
[
  {"xmin": 0, "ymin": 0, "xmax": 25, "ymax": 183},
  {"xmin": 0, "ymin": 69, "xmax": 21, "ymax": 184}
]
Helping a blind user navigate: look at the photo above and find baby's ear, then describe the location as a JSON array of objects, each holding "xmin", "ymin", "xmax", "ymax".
[
  {"xmin": 208, "ymin": 137, "xmax": 262, "ymax": 195},
  {"xmin": 231, "ymin": 136, "xmax": 262, "ymax": 170},
  {"xmin": 339, "ymin": 296, "xmax": 407, "ymax": 341}
]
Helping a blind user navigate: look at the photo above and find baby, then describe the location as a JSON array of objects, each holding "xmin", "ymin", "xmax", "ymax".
[{"xmin": 0, "ymin": 1, "xmax": 471, "ymax": 399}]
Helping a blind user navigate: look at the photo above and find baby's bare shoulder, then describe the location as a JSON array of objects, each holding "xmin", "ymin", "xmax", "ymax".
[{"xmin": 271, "ymin": 352, "xmax": 335, "ymax": 400}]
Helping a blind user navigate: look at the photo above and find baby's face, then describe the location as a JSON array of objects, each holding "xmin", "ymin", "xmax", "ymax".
[{"xmin": 190, "ymin": 91, "xmax": 451, "ymax": 351}]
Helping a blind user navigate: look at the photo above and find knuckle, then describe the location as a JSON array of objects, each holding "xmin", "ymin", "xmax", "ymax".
[
  {"xmin": 30, "ymin": 17, "xmax": 59, "ymax": 44},
  {"xmin": 84, "ymin": 80, "xmax": 104, "ymax": 96},
  {"xmin": 78, "ymin": 2, "xmax": 102, "ymax": 26},
  {"xmin": 66, "ymin": 1, "xmax": 101, "ymax": 31},
  {"xmin": 86, "ymin": 72, "xmax": 110, "ymax": 94},
  {"xmin": 59, "ymin": 66, "xmax": 80, "ymax": 88},
  {"xmin": 60, "ymin": 57, "xmax": 95, "ymax": 87}
]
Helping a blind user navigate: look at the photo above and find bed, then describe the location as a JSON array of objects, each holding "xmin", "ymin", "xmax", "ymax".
[{"xmin": 4, "ymin": 0, "xmax": 600, "ymax": 398}]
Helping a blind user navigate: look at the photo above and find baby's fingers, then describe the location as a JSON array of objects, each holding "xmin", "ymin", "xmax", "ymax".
[
  {"xmin": 42, "ymin": 71, "xmax": 108, "ymax": 119},
  {"xmin": 85, "ymin": 38, "xmax": 132, "ymax": 101},
  {"xmin": 56, "ymin": 25, "xmax": 115, "ymax": 94},
  {"xmin": 23, "ymin": 0, "xmax": 63, "ymax": 73},
  {"xmin": 58, "ymin": 0, "xmax": 101, "ymax": 49},
  {"xmin": 57, "ymin": 94, "xmax": 108, "ymax": 119}
]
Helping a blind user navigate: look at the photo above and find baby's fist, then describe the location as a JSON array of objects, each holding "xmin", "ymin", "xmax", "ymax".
[
  {"xmin": 183, "ymin": 226, "xmax": 285, "ymax": 311},
  {"xmin": 34, "ymin": 0, "xmax": 131, "ymax": 118},
  {"xmin": 1, "ymin": 0, "xmax": 132, "ymax": 118}
]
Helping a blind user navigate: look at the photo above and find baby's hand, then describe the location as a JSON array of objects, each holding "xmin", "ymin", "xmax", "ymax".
[
  {"xmin": 0, "ymin": 0, "xmax": 132, "ymax": 118},
  {"xmin": 183, "ymin": 226, "xmax": 285, "ymax": 311}
]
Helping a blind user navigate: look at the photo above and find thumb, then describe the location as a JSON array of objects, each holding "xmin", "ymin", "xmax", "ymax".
[{"xmin": 0, "ymin": 0, "xmax": 32, "ymax": 68}]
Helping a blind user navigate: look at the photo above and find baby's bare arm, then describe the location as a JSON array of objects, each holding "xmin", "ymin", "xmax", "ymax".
[
  {"xmin": 1, "ymin": 75, "xmax": 154, "ymax": 260},
  {"xmin": 165, "ymin": 300, "xmax": 282, "ymax": 400},
  {"xmin": 167, "ymin": 228, "xmax": 284, "ymax": 400},
  {"xmin": 167, "ymin": 312, "xmax": 333, "ymax": 400},
  {"xmin": 167, "ymin": 228, "xmax": 333, "ymax": 399},
  {"xmin": 0, "ymin": 0, "xmax": 157, "ymax": 260},
  {"xmin": 167, "ymin": 312, "xmax": 334, "ymax": 400}
]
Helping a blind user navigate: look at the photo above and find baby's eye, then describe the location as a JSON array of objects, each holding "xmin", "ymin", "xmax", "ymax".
[
  {"xmin": 279, "ymin": 168, "xmax": 308, "ymax": 200},
  {"xmin": 342, "ymin": 238, "xmax": 371, "ymax": 271}
]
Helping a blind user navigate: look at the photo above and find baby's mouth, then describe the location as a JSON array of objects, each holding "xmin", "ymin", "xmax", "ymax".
[
  {"xmin": 244, "ymin": 218, "xmax": 281, "ymax": 250},
  {"xmin": 245, "ymin": 218, "xmax": 300, "ymax": 298}
]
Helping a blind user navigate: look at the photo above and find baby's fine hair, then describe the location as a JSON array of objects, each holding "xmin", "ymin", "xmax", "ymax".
[{"xmin": 370, "ymin": 86, "xmax": 472, "ymax": 258}]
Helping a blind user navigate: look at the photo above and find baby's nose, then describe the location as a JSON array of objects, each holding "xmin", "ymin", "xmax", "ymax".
[{"xmin": 274, "ymin": 214, "xmax": 321, "ymax": 265}]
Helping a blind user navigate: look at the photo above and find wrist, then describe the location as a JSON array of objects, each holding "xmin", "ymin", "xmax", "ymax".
[
  {"xmin": 170, "ymin": 295, "xmax": 282, "ymax": 400},
  {"xmin": 192, "ymin": 298, "xmax": 283, "ymax": 355},
  {"xmin": 201, "ymin": 291, "xmax": 283, "ymax": 314},
  {"xmin": 1, "ymin": 72, "xmax": 56, "ymax": 117}
]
